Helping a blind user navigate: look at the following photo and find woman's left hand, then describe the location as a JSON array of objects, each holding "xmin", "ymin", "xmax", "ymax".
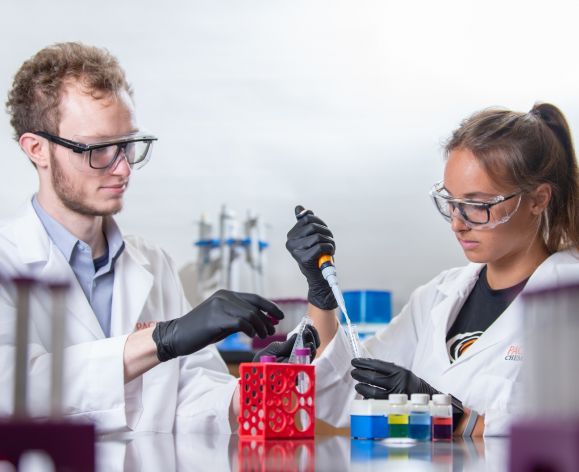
[{"xmin": 350, "ymin": 358, "xmax": 438, "ymax": 398}]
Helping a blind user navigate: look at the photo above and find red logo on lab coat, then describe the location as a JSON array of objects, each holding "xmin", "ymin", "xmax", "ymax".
[
  {"xmin": 504, "ymin": 345, "xmax": 523, "ymax": 361},
  {"xmin": 135, "ymin": 321, "xmax": 156, "ymax": 331}
]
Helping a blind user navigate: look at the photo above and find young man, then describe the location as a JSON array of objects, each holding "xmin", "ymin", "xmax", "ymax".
[{"xmin": 0, "ymin": 42, "xmax": 283, "ymax": 433}]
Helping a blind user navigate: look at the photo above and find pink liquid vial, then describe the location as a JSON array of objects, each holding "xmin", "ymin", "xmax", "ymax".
[{"xmin": 431, "ymin": 394, "xmax": 453, "ymax": 442}]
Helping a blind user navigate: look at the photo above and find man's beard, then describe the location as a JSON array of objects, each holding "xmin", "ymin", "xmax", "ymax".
[{"xmin": 50, "ymin": 152, "xmax": 123, "ymax": 217}]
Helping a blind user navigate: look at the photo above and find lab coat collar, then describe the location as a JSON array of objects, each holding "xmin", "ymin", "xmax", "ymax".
[
  {"xmin": 11, "ymin": 199, "xmax": 154, "ymax": 339},
  {"xmin": 110, "ymin": 243, "xmax": 154, "ymax": 336},
  {"xmin": 13, "ymin": 200, "xmax": 55, "ymax": 266},
  {"xmin": 429, "ymin": 263, "xmax": 483, "ymax": 371},
  {"xmin": 442, "ymin": 250, "xmax": 579, "ymax": 371},
  {"xmin": 10, "ymin": 201, "xmax": 106, "ymax": 338},
  {"xmin": 435, "ymin": 263, "xmax": 484, "ymax": 298}
]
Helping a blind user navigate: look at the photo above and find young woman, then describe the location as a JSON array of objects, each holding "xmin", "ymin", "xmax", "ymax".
[{"xmin": 284, "ymin": 103, "xmax": 579, "ymax": 436}]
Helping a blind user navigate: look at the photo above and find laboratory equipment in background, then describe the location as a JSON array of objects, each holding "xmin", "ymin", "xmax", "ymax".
[
  {"xmin": 0, "ymin": 275, "xmax": 95, "ymax": 471},
  {"xmin": 340, "ymin": 290, "xmax": 391, "ymax": 341},
  {"xmin": 179, "ymin": 205, "xmax": 269, "ymax": 351},
  {"xmin": 510, "ymin": 282, "xmax": 579, "ymax": 472},
  {"xmin": 179, "ymin": 205, "xmax": 269, "ymax": 304},
  {"xmin": 238, "ymin": 356, "xmax": 315, "ymax": 439}
]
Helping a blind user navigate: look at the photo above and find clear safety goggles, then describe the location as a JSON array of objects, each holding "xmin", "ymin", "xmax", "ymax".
[
  {"xmin": 33, "ymin": 130, "xmax": 157, "ymax": 173},
  {"xmin": 429, "ymin": 181, "xmax": 523, "ymax": 229}
]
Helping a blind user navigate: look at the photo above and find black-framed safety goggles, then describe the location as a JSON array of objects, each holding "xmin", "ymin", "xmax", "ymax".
[
  {"xmin": 429, "ymin": 181, "xmax": 523, "ymax": 229},
  {"xmin": 32, "ymin": 130, "xmax": 158, "ymax": 172}
]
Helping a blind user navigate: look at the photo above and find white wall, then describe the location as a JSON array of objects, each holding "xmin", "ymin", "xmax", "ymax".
[{"xmin": 1, "ymin": 0, "xmax": 579, "ymax": 314}]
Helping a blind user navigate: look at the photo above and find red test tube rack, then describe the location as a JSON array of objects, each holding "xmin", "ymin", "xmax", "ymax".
[{"xmin": 238, "ymin": 362, "xmax": 315, "ymax": 439}]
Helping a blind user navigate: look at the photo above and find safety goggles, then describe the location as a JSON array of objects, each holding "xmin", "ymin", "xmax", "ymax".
[
  {"xmin": 33, "ymin": 131, "xmax": 157, "ymax": 173},
  {"xmin": 429, "ymin": 181, "xmax": 523, "ymax": 229}
]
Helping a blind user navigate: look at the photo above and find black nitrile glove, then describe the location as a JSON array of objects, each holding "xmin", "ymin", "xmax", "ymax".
[
  {"xmin": 153, "ymin": 289, "xmax": 284, "ymax": 362},
  {"xmin": 286, "ymin": 205, "xmax": 338, "ymax": 310},
  {"xmin": 351, "ymin": 358, "xmax": 464, "ymax": 428},
  {"xmin": 351, "ymin": 358, "xmax": 438, "ymax": 398},
  {"xmin": 253, "ymin": 324, "xmax": 321, "ymax": 363}
]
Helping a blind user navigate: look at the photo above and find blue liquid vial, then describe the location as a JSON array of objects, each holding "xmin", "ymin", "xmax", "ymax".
[
  {"xmin": 409, "ymin": 393, "xmax": 431, "ymax": 441},
  {"xmin": 409, "ymin": 411, "xmax": 431, "ymax": 441}
]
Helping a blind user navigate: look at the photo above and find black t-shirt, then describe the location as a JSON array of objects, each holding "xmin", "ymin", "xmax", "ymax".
[{"xmin": 446, "ymin": 266, "xmax": 528, "ymax": 362}]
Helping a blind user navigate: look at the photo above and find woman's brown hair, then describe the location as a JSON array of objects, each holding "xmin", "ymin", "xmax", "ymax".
[{"xmin": 445, "ymin": 103, "xmax": 579, "ymax": 253}]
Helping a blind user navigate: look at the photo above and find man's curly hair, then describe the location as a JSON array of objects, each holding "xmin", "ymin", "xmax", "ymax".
[{"xmin": 6, "ymin": 42, "xmax": 132, "ymax": 140}]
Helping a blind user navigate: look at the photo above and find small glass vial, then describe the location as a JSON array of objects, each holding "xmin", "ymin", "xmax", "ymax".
[
  {"xmin": 294, "ymin": 347, "xmax": 311, "ymax": 365},
  {"xmin": 431, "ymin": 394, "xmax": 453, "ymax": 442},
  {"xmin": 409, "ymin": 393, "xmax": 431, "ymax": 441},
  {"xmin": 388, "ymin": 394, "xmax": 409, "ymax": 438}
]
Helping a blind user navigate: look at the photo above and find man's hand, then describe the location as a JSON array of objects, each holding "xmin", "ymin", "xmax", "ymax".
[
  {"xmin": 253, "ymin": 325, "xmax": 321, "ymax": 363},
  {"xmin": 286, "ymin": 205, "xmax": 337, "ymax": 310},
  {"xmin": 153, "ymin": 290, "xmax": 284, "ymax": 362}
]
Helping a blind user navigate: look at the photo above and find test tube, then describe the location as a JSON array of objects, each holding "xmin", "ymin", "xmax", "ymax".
[
  {"xmin": 346, "ymin": 324, "xmax": 362, "ymax": 358},
  {"xmin": 288, "ymin": 315, "xmax": 312, "ymax": 364},
  {"xmin": 295, "ymin": 347, "xmax": 311, "ymax": 431},
  {"xmin": 295, "ymin": 347, "xmax": 311, "ymax": 394},
  {"xmin": 295, "ymin": 347, "xmax": 310, "ymax": 366}
]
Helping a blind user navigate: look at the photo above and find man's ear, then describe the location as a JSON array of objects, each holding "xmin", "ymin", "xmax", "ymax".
[
  {"xmin": 19, "ymin": 132, "xmax": 50, "ymax": 168},
  {"xmin": 529, "ymin": 183, "xmax": 552, "ymax": 215}
]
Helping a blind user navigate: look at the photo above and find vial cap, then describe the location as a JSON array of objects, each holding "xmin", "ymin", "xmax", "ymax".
[
  {"xmin": 259, "ymin": 355, "xmax": 277, "ymax": 363},
  {"xmin": 388, "ymin": 393, "xmax": 408, "ymax": 404},
  {"xmin": 432, "ymin": 394, "xmax": 451, "ymax": 405},
  {"xmin": 410, "ymin": 393, "xmax": 430, "ymax": 405},
  {"xmin": 295, "ymin": 348, "xmax": 311, "ymax": 356}
]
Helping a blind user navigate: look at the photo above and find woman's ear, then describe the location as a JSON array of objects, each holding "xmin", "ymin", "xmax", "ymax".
[
  {"xmin": 19, "ymin": 133, "xmax": 50, "ymax": 168},
  {"xmin": 529, "ymin": 183, "xmax": 552, "ymax": 215}
]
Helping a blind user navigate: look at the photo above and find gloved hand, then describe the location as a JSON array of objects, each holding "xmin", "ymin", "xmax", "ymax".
[
  {"xmin": 153, "ymin": 289, "xmax": 284, "ymax": 362},
  {"xmin": 351, "ymin": 358, "xmax": 465, "ymax": 428},
  {"xmin": 286, "ymin": 205, "xmax": 337, "ymax": 310},
  {"xmin": 252, "ymin": 324, "xmax": 321, "ymax": 363},
  {"xmin": 350, "ymin": 358, "xmax": 438, "ymax": 399}
]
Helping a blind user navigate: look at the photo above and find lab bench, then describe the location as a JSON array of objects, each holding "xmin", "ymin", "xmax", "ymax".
[{"xmin": 95, "ymin": 433, "xmax": 507, "ymax": 471}]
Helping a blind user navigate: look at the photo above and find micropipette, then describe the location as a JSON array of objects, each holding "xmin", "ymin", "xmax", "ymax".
[{"xmin": 294, "ymin": 206, "xmax": 362, "ymax": 358}]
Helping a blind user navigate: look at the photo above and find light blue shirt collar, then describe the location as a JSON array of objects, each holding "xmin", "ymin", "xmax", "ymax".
[{"xmin": 31, "ymin": 194, "xmax": 125, "ymax": 265}]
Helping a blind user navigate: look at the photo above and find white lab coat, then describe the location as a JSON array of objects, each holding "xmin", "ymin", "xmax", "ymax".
[
  {"xmin": 0, "ymin": 202, "xmax": 238, "ymax": 434},
  {"xmin": 314, "ymin": 249, "xmax": 579, "ymax": 436}
]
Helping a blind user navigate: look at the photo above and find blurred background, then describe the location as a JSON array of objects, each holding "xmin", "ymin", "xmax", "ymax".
[{"xmin": 1, "ymin": 0, "xmax": 578, "ymax": 315}]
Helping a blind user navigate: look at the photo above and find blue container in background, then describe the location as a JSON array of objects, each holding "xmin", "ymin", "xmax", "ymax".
[{"xmin": 341, "ymin": 290, "xmax": 392, "ymax": 324}]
